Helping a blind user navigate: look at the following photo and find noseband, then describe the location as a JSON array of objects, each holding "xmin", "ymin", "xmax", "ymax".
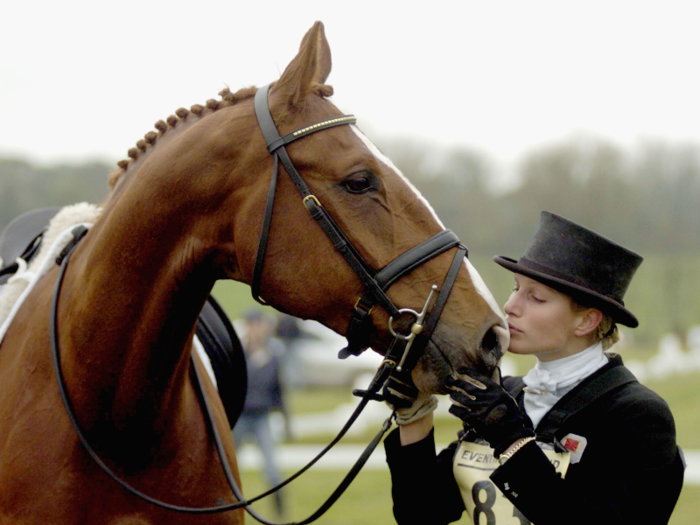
[{"xmin": 252, "ymin": 83, "xmax": 468, "ymax": 371}]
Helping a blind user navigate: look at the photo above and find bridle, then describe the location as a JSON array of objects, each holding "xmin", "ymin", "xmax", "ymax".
[
  {"xmin": 252, "ymin": 83, "xmax": 468, "ymax": 372},
  {"xmin": 48, "ymin": 84, "xmax": 471, "ymax": 523}
]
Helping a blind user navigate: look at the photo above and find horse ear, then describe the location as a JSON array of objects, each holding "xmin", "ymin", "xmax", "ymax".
[{"xmin": 273, "ymin": 21, "xmax": 332, "ymax": 108}]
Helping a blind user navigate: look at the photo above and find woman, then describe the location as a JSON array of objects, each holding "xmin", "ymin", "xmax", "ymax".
[{"xmin": 384, "ymin": 211, "xmax": 684, "ymax": 525}]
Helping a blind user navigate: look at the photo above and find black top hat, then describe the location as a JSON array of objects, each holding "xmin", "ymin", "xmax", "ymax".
[{"xmin": 493, "ymin": 212, "xmax": 643, "ymax": 327}]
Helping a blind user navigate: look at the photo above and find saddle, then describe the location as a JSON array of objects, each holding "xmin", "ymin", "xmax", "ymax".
[{"xmin": 0, "ymin": 207, "xmax": 247, "ymax": 428}]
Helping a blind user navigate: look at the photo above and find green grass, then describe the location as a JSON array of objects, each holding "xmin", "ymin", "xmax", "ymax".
[
  {"xmin": 212, "ymin": 280, "xmax": 272, "ymax": 323},
  {"xmin": 235, "ymin": 468, "xmax": 396, "ymax": 525},
  {"xmin": 644, "ymin": 372, "xmax": 700, "ymax": 450},
  {"xmin": 670, "ymin": 486, "xmax": 700, "ymax": 525},
  {"xmin": 237, "ymin": 462, "xmax": 698, "ymax": 525},
  {"xmin": 288, "ymin": 386, "xmax": 356, "ymax": 416}
]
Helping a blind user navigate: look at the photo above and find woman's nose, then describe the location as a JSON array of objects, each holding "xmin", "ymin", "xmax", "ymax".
[{"xmin": 504, "ymin": 292, "xmax": 518, "ymax": 317}]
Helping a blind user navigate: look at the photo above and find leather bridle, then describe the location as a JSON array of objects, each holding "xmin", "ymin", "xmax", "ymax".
[
  {"xmin": 252, "ymin": 83, "xmax": 469, "ymax": 372},
  {"xmin": 47, "ymin": 85, "xmax": 472, "ymax": 523}
]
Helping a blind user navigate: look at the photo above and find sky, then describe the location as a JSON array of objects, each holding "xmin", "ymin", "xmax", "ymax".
[{"xmin": 2, "ymin": 0, "xmax": 699, "ymax": 179}]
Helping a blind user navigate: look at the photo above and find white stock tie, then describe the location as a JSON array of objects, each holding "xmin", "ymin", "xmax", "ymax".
[{"xmin": 522, "ymin": 343, "xmax": 608, "ymax": 429}]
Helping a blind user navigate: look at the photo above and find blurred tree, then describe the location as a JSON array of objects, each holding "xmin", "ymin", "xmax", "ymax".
[
  {"xmin": 0, "ymin": 158, "xmax": 111, "ymax": 230},
  {"xmin": 376, "ymin": 136, "xmax": 497, "ymax": 253},
  {"xmin": 507, "ymin": 137, "xmax": 631, "ymax": 247},
  {"xmin": 630, "ymin": 142, "xmax": 700, "ymax": 253},
  {"xmin": 373, "ymin": 135, "xmax": 700, "ymax": 344}
]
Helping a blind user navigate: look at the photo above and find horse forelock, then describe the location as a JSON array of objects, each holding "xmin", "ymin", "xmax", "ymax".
[{"xmin": 107, "ymin": 85, "xmax": 259, "ymax": 192}]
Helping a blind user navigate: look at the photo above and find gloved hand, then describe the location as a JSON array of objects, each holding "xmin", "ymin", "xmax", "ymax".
[
  {"xmin": 383, "ymin": 371, "xmax": 438, "ymax": 426},
  {"xmin": 447, "ymin": 370, "xmax": 534, "ymax": 457}
]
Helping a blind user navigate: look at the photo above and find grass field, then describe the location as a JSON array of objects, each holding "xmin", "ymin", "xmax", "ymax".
[{"xmin": 234, "ymin": 470, "xmax": 700, "ymax": 525}]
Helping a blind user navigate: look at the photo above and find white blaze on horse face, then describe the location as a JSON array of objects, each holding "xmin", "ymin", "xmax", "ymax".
[
  {"xmin": 466, "ymin": 258, "xmax": 510, "ymax": 350},
  {"xmin": 350, "ymin": 127, "xmax": 445, "ymax": 228},
  {"xmin": 465, "ymin": 258, "xmax": 507, "ymax": 323}
]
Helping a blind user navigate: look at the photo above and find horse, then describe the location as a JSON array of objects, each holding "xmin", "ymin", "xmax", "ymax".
[{"xmin": 0, "ymin": 21, "xmax": 508, "ymax": 524}]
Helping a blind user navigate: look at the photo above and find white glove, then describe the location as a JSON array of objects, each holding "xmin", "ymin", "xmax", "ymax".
[{"xmin": 394, "ymin": 392, "xmax": 438, "ymax": 425}]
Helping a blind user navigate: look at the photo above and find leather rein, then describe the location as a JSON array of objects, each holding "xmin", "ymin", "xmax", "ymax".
[{"xmin": 48, "ymin": 84, "xmax": 471, "ymax": 523}]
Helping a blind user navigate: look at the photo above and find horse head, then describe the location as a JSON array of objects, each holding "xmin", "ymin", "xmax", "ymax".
[{"xmin": 105, "ymin": 22, "xmax": 508, "ymax": 396}]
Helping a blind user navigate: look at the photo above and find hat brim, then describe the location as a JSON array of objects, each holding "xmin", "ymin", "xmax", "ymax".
[{"xmin": 494, "ymin": 256, "xmax": 639, "ymax": 328}]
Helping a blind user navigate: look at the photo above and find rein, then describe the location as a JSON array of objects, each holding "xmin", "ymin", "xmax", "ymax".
[{"xmin": 48, "ymin": 85, "xmax": 472, "ymax": 523}]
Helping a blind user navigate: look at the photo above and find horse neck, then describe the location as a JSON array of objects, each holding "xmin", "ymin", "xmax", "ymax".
[{"xmin": 56, "ymin": 193, "xmax": 218, "ymax": 441}]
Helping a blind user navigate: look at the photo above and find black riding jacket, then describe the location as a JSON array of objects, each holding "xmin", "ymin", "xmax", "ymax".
[{"xmin": 384, "ymin": 355, "xmax": 684, "ymax": 525}]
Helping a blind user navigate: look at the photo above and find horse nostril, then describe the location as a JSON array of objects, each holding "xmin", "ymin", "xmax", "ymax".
[{"xmin": 481, "ymin": 327, "xmax": 503, "ymax": 360}]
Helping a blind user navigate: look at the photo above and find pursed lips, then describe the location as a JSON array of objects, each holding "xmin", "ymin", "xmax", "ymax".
[{"xmin": 508, "ymin": 323, "xmax": 523, "ymax": 334}]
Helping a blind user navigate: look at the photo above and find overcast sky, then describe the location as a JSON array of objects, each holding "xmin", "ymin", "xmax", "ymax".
[{"xmin": 2, "ymin": 0, "xmax": 699, "ymax": 176}]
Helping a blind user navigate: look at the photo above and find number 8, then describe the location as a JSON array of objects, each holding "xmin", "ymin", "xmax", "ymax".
[{"xmin": 472, "ymin": 480, "xmax": 496, "ymax": 525}]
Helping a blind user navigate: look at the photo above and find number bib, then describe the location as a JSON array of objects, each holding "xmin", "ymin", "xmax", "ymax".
[{"xmin": 453, "ymin": 439, "xmax": 570, "ymax": 524}]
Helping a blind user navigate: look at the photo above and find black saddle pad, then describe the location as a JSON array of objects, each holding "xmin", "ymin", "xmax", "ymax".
[
  {"xmin": 0, "ymin": 207, "xmax": 62, "ymax": 284},
  {"xmin": 196, "ymin": 295, "xmax": 248, "ymax": 428}
]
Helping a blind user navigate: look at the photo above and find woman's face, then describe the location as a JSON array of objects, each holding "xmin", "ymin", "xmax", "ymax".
[{"xmin": 503, "ymin": 274, "xmax": 589, "ymax": 362}]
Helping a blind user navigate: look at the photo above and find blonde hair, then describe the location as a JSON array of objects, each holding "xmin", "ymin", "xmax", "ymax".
[{"xmin": 569, "ymin": 299, "xmax": 620, "ymax": 350}]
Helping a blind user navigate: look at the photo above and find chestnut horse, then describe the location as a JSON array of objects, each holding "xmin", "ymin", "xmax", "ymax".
[{"xmin": 0, "ymin": 22, "xmax": 508, "ymax": 524}]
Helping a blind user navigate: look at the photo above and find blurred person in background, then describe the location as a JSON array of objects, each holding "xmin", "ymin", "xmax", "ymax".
[
  {"xmin": 233, "ymin": 310, "xmax": 290, "ymax": 517},
  {"xmin": 384, "ymin": 211, "xmax": 684, "ymax": 525},
  {"xmin": 275, "ymin": 313, "xmax": 306, "ymax": 389}
]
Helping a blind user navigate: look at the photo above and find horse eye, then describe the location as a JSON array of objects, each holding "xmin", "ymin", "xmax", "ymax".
[{"xmin": 344, "ymin": 176, "xmax": 372, "ymax": 194}]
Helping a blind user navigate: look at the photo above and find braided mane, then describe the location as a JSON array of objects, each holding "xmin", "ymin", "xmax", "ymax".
[
  {"xmin": 107, "ymin": 81, "xmax": 334, "ymax": 191},
  {"xmin": 107, "ymin": 86, "xmax": 258, "ymax": 190}
]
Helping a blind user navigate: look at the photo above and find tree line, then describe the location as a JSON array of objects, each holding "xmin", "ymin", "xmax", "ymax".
[
  {"xmin": 377, "ymin": 135, "xmax": 700, "ymax": 258},
  {"xmin": 0, "ymin": 159, "xmax": 110, "ymax": 231},
  {"xmin": 2, "ymin": 135, "xmax": 699, "ymax": 344}
]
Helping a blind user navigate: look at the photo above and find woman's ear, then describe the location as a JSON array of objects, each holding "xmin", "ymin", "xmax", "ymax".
[{"xmin": 574, "ymin": 308, "xmax": 604, "ymax": 337}]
